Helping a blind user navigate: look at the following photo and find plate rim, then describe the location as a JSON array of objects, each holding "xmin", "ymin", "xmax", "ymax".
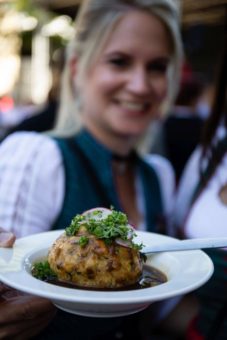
[{"xmin": 0, "ymin": 230, "xmax": 214, "ymax": 306}]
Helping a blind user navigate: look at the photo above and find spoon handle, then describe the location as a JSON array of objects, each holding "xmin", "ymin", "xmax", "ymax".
[{"xmin": 141, "ymin": 237, "xmax": 227, "ymax": 254}]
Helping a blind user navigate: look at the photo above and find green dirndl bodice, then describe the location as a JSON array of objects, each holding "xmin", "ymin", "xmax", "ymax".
[
  {"xmin": 52, "ymin": 129, "xmax": 165, "ymax": 233},
  {"xmin": 36, "ymin": 129, "xmax": 167, "ymax": 340}
]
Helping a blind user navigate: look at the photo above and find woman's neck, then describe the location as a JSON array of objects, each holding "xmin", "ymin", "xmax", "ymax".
[{"xmin": 83, "ymin": 122, "xmax": 138, "ymax": 156}]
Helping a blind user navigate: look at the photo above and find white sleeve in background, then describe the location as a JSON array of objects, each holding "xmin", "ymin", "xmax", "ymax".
[
  {"xmin": 0, "ymin": 132, "xmax": 64, "ymax": 238},
  {"xmin": 177, "ymin": 149, "xmax": 227, "ymax": 239}
]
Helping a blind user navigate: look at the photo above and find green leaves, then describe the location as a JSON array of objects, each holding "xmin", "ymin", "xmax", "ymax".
[
  {"xmin": 79, "ymin": 236, "xmax": 89, "ymax": 247},
  {"xmin": 87, "ymin": 210, "xmax": 129, "ymax": 241},
  {"xmin": 32, "ymin": 260, "xmax": 57, "ymax": 280},
  {"xmin": 64, "ymin": 208, "xmax": 143, "ymax": 250},
  {"xmin": 65, "ymin": 214, "xmax": 85, "ymax": 236}
]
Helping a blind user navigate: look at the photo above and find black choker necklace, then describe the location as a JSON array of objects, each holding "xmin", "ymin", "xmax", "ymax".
[
  {"xmin": 112, "ymin": 151, "xmax": 136, "ymax": 163},
  {"xmin": 112, "ymin": 151, "xmax": 136, "ymax": 175}
]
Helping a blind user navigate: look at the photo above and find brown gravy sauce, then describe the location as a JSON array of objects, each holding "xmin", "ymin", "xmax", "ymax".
[{"xmin": 45, "ymin": 265, "xmax": 167, "ymax": 291}]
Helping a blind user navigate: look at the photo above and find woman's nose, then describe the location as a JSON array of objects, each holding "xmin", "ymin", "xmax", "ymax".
[{"xmin": 127, "ymin": 67, "xmax": 151, "ymax": 95}]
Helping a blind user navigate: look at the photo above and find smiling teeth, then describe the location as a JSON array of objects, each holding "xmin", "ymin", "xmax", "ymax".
[{"xmin": 121, "ymin": 101, "xmax": 146, "ymax": 111}]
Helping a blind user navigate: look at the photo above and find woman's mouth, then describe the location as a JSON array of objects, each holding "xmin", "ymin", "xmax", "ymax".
[{"xmin": 117, "ymin": 100, "xmax": 150, "ymax": 113}]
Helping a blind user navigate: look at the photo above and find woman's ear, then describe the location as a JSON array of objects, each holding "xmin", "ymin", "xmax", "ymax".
[
  {"xmin": 69, "ymin": 56, "xmax": 80, "ymax": 94},
  {"xmin": 69, "ymin": 55, "xmax": 83, "ymax": 111},
  {"xmin": 69, "ymin": 56, "xmax": 78, "ymax": 78}
]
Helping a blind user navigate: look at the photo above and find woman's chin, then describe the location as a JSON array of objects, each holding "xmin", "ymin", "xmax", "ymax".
[{"xmin": 113, "ymin": 125, "xmax": 148, "ymax": 139}]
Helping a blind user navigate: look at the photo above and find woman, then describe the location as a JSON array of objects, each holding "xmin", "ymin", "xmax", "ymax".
[
  {"xmin": 0, "ymin": 0, "xmax": 183, "ymax": 338},
  {"xmin": 174, "ymin": 37, "xmax": 227, "ymax": 339}
]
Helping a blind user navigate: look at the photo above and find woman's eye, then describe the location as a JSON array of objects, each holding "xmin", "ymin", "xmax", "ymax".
[
  {"xmin": 147, "ymin": 61, "xmax": 168, "ymax": 73},
  {"xmin": 108, "ymin": 57, "xmax": 129, "ymax": 68}
]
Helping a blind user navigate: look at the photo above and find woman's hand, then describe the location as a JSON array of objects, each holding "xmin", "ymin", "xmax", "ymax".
[
  {"xmin": 0, "ymin": 227, "xmax": 16, "ymax": 247},
  {"xmin": 0, "ymin": 283, "xmax": 56, "ymax": 339},
  {"xmin": 0, "ymin": 229, "xmax": 56, "ymax": 339}
]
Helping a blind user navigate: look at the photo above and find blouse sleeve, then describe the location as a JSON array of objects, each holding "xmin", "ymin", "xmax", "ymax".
[{"xmin": 0, "ymin": 132, "xmax": 64, "ymax": 238}]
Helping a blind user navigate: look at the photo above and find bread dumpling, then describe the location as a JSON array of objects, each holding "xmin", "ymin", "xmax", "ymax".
[{"xmin": 48, "ymin": 208, "xmax": 143, "ymax": 289}]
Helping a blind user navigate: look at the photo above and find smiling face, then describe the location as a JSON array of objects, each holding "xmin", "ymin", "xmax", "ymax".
[{"xmin": 76, "ymin": 10, "xmax": 172, "ymax": 153}]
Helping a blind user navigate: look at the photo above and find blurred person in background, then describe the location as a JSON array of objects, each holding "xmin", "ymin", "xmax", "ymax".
[
  {"xmin": 174, "ymin": 33, "xmax": 227, "ymax": 339},
  {"xmin": 0, "ymin": 94, "xmax": 14, "ymax": 113},
  {"xmin": 151, "ymin": 65, "xmax": 205, "ymax": 183},
  {"xmin": 0, "ymin": 48, "xmax": 65, "ymax": 141},
  {"xmin": 0, "ymin": 0, "xmax": 183, "ymax": 339},
  {"xmin": 196, "ymin": 79, "xmax": 215, "ymax": 120},
  {"xmin": 161, "ymin": 69, "xmax": 205, "ymax": 183}
]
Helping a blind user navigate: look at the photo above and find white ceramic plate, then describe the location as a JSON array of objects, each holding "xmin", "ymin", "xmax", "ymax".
[{"xmin": 0, "ymin": 230, "xmax": 213, "ymax": 318}]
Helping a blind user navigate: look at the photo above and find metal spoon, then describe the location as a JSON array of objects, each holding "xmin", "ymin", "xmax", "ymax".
[{"xmin": 141, "ymin": 237, "xmax": 227, "ymax": 254}]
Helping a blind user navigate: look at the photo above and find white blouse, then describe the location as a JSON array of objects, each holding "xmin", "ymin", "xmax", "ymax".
[
  {"xmin": 174, "ymin": 145, "xmax": 227, "ymax": 239},
  {"xmin": 0, "ymin": 132, "xmax": 175, "ymax": 238}
]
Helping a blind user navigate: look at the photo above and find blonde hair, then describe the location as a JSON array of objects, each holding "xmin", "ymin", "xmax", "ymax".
[{"xmin": 52, "ymin": 0, "xmax": 183, "ymax": 137}]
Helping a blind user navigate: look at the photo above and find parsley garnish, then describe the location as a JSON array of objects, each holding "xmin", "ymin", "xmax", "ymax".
[
  {"xmin": 65, "ymin": 208, "xmax": 143, "ymax": 250},
  {"xmin": 65, "ymin": 214, "xmax": 85, "ymax": 236},
  {"xmin": 79, "ymin": 236, "xmax": 89, "ymax": 247},
  {"xmin": 32, "ymin": 261, "xmax": 57, "ymax": 280}
]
